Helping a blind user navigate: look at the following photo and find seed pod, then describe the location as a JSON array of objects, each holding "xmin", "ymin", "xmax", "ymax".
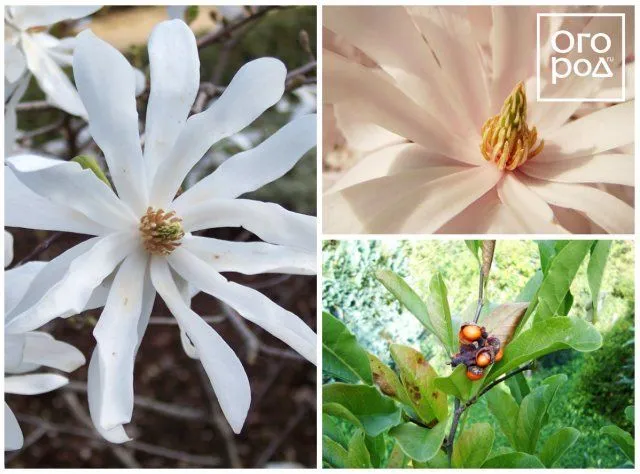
[
  {"xmin": 459, "ymin": 323, "xmax": 483, "ymax": 344},
  {"xmin": 476, "ymin": 348, "xmax": 493, "ymax": 367},
  {"xmin": 466, "ymin": 365, "xmax": 484, "ymax": 381},
  {"xmin": 495, "ymin": 347, "xmax": 504, "ymax": 362},
  {"xmin": 486, "ymin": 336, "xmax": 501, "ymax": 350}
]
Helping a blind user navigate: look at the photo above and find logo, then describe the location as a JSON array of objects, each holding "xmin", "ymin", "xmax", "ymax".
[{"xmin": 537, "ymin": 13, "xmax": 625, "ymax": 102}]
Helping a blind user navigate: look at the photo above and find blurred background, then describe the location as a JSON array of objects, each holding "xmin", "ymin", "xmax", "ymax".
[
  {"xmin": 7, "ymin": 5, "xmax": 317, "ymax": 468},
  {"xmin": 323, "ymin": 240, "xmax": 634, "ymax": 468}
]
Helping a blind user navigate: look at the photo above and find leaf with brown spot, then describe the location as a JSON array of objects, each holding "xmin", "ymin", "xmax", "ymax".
[
  {"xmin": 483, "ymin": 302, "xmax": 529, "ymax": 346},
  {"xmin": 367, "ymin": 353, "xmax": 411, "ymax": 406},
  {"xmin": 390, "ymin": 344, "xmax": 448, "ymax": 424}
]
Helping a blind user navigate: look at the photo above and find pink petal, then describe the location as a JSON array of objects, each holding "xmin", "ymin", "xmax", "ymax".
[{"xmin": 521, "ymin": 154, "xmax": 634, "ymax": 186}]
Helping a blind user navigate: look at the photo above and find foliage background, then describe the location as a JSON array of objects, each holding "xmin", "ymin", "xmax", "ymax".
[
  {"xmin": 7, "ymin": 6, "xmax": 316, "ymax": 468},
  {"xmin": 322, "ymin": 239, "xmax": 634, "ymax": 468}
]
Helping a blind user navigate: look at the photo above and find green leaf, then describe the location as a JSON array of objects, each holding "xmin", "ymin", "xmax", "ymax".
[
  {"xmin": 323, "ymin": 413, "xmax": 348, "ymax": 447},
  {"xmin": 322, "ymin": 312, "xmax": 372, "ymax": 384},
  {"xmin": 465, "ymin": 240, "xmax": 481, "ymax": 262},
  {"xmin": 505, "ymin": 372, "xmax": 530, "ymax": 404},
  {"xmin": 536, "ymin": 240, "xmax": 557, "ymax": 274},
  {"xmin": 386, "ymin": 441, "xmax": 409, "ymax": 468},
  {"xmin": 323, "ymin": 435, "xmax": 349, "ymax": 468},
  {"xmin": 601, "ymin": 425, "xmax": 634, "ymax": 462},
  {"xmin": 390, "ymin": 344, "xmax": 448, "ymax": 423},
  {"xmin": 375, "ymin": 270, "xmax": 453, "ymax": 354},
  {"xmin": 185, "ymin": 5, "xmax": 199, "ymax": 24},
  {"xmin": 486, "ymin": 386, "xmax": 519, "ymax": 449},
  {"xmin": 434, "ymin": 364, "xmax": 482, "ymax": 402},
  {"xmin": 389, "ymin": 422, "xmax": 447, "ymax": 463},
  {"xmin": 487, "ymin": 317, "xmax": 602, "ymax": 382},
  {"xmin": 625, "ymin": 406, "xmax": 634, "ymax": 424},
  {"xmin": 452, "ymin": 423, "xmax": 494, "ymax": 468},
  {"xmin": 514, "ymin": 374, "xmax": 567, "ymax": 454},
  {"xmin": 425, "ymin": 272, "xmax": 456, "ymax": 354},
  {"xmin": 538, "ymin": 427, "xmax": 580, "ymax": 467},
  {"xmin": 364, "ymin": 434, "xmax": 385, "ymax": 468},
  {"xmin": 587, "ymin": 241, "xmax": 612, "ymax": 323},
  {"xmin": 323, "ymin": 403, "xmax": 363, "ymax": 431},
  {"xmin": 368, "ymin": 352, "xmax": 412, "ymax": 406},
  {"xmin": 413, "ymin": 449, "xmax": 449, "ymax": 468},
  {"xmin": 71, "ymin": 155, "xmax": 112, "ymax": 188},
  {"xmin": 482, "ymin": 452, "xmax": 545, "ymax": 468},
  {"xmin": 322, "ymin": 383, "xmax": 402, "ymax": 436},
  {"xmin": 532, "ymin": 240, "xmax": 593, "ymax": 323},
  {"xmin": 346, "ymin": 430, "xmax": 372, "ymax": 468},
  {"xmin": 516, "ymin": 270, "xmax": 543, "ymax": 303}
]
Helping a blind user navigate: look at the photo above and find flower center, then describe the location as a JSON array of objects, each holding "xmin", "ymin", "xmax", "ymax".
[
  {"xmin": 480, "ymin": 82, "xmax": 544, "ymax": 171},
  {"xmin": 139, "ymin": 207, "xmax": 184, "ymax": 256}
]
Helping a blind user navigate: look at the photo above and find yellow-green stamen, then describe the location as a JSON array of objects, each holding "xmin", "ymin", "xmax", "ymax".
[{"xmin": 139, "ymin": 207, "xmax": 184, "ymax": 256}]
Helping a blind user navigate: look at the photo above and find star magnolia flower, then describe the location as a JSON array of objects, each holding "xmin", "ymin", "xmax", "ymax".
[
  {"xmin": 323, "ymin": 6, "xmax": 634, "ymax": 234},
  {"xmin": 5, "ymin": 19, "xmax": 317, "ymax": 442},
  {"xmin": 5, "ymin": 235, "xmax": 86, "ymax": 451},
  {"xmin": 4, "ymin": 6, "xmax": 103, "ymax": 118}
]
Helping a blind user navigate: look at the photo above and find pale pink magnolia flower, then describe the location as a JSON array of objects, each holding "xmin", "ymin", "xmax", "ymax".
[{"xmin": 323, "ymin": 6, "xmax": 634, "ymax": 234}]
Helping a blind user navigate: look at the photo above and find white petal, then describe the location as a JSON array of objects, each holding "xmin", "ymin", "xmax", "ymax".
[
  {"xmin": 522, "ymin": 176, "xmax": 634, "ymax": 234},
  {"xmin": 182, "ymin": 235, "xmax": 316, "ymax": 275},
  {"xmin": 497, "ymin": 173, "xmax": 569, "ymax": 234},
  {"xmin": 328, "ymin": 143, "xmax": 469, "ymax": 193},
  {"xmin": 5, "ymin": 262, "xmax": 45, "ymax": 315},
  {"xmin": 74, "ymin": 29, "xmax": 148, "ymax": 215},
  {"xmin": 5, "ymin": 403, "xmax": 24, "ymax": 451},
  {"xmin": 5, "ymin": 373, "xmax": 68, "ymax": 395},
  {"xmin": 175, "ymin": 114, "xmax": 316, "ymax": 208},
  {"xmin": 323, "ymin": 164, "xmax": 501, "ymax": 233},
  {"xmin": 144, "ymin": 19, "xmax": 200, "ymax": 176},
  {"xmin": 540, "ymin": 101, "xmax": 634, "ymax": 160},
  {"xmin": 5, "ymin": 74, "xmax": 30, "ymax": 155},
  {"xmin": 333, "ymin": 102, "xmax": 405, "ymax": 152},
  {"xmin": 87, "ymin": 350, "xmax": 131, "ymax": 443},
  {"xmin": 168, "ymin": 248, "xmax": 316, "ymax": 363},
  {"xmin": 5, "ymin": 334, "xmax": 26, "ymax": 371},
  {"xmin": 521, "ymin": 154, "xmax": 634, "ymax": 186},
  {"xmin": 4, "ymin": 42, "xmax": 27, "ymax": 83},
  {"xmin": 178, "ymin": 199, "xmax": 316, "ymax": 252},
  {"xmin": 5, "ymin": 231, "xmax": 14, "ymax": 267},
  {"xmin": 150, "ymin": 57, "xmax": 286, "ymax": 207},
  {"xmin": 5, "ymin": 165, "xmax": 111, "ymax": 235},
  {"xmin": 7, "ymin": 155, "xmax": 136, "ymax": 231},
  {"xmin": 6, "ymin": 233, "xmax": 137, "ymax": 333},
  {"xmin": 8, "ymin": 331, "xmax": 85, "ymax": 374},
  {"xmin": 150, "ymin": 256, "xmax": 251, "ymax": 434},
  {"xmin": 93, "ymin": 250, "xmax": 152, "ymax": 431},
  {"xmin": 8, "ymin": 6, "xmax": 101, "ymax": 29},
  {"xmin": 179, "ymin": 329, "xmax": 199, "ymax": 359},
  {"xmin": 21, "ymin": 32, "xmax": 87, "ymax": 117}
]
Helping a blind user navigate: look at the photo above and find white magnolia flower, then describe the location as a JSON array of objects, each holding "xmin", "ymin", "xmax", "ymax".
[
  {"xmin": 323, "ymin": 6, "xmax": 634, "ymax": 234},
  {"xmin": 5, "ymin": 235, "xmax": 85, "ymax": 451},
  {"xmin": 5, "ymin": 19, "xmax": 317, "ymax": 442},
  {"xmin": 4, "ymin": 6, "xmax": 102, "ymax": 117}
]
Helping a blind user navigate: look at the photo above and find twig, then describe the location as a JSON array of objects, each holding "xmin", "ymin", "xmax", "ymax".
[
  {"xmin": 12, "ymin": 231, "xmax": 63, "ymax": 268},
  {"xmin": 247, "ymin": 274, "xmax": 292, "ymax": 290},
  {"xmin": 221, "ymin": 302, "xmax": 260, "ymax": 364},
  {"xmin": 18, "ymin": 116, "xmax": 65, "ymax": 140},
  {"xmin": 148, "ymin": 315, "xmax": 225, "ymax": 325},
  {"xmin": 254, "ymin": 403, "xmax": 309, "ymax": 467},
  {"xmin": 15, "ymin": 100, "xmax": 53, "ymax": 112},
  {"xmin": 197, "ymin": 364, "xmax": 242, "ymax": 468},
  {"xmin": 462, "ymin": 363, "xmax": 534, "ymax": 410},
  {"xmin": 4, "ymin": 425, "xmax": 48, "ymax": 463},
  {"xmin": 196, "ymin": 6, "xmax": 284, "ymax": 49},
  {"xmin": 446, "ymin": 398, "xmax": 461, "ymax": 464}
]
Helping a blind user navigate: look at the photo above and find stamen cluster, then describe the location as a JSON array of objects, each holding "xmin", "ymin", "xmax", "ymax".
[{"xmin": 139, "ymin": 207, "xmax": 184, "ymax": 256}]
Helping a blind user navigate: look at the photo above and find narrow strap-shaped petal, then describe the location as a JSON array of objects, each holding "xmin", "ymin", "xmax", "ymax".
[
  {"xmin": 178, "ymin": 199, "xmax": 316, "ymax": 252},
  {"xmin": 8, "ymin": 6, "xmax": 101, "ymax": 29},
  {"xmin": 539, "ymin": 101, "xmax": 634, "ymax": 160},
  {"xmin": 174, "ymin": 114, "xmax": 317, "ymax": 208},
  {"xmin": 150, "ymin": 256, "xmax": 251, "ymax": 434},
  {"xmin": 182, "ymin": 235, "xmax": 316, "ymax": 275},
  {"xmin": 21, "ymin": 32, "xmax": 87, "ymax": 117},
  {"xmin": 5, "ymin": 373, "xmax": 69, "ymax": 395},
  {"xmin": 144, "ymin": 19, "xmax": 200, "ymax": 177},
  {"xmin": 521, "ymin": 154, "xmax": 634, "ymax": 186},
  {"xmin": 522, "ymin": 176, "xmax": 634, "ymax": 234},
  {"xmin": 167, "ymin": 248, "xmax": 317, "ymax": 364},
  {"xmin": 93, "ymin": 250, "xmax": 153, "ymax": 432},
  {"xmin": 6, "ymin": 233, "xmax": 137, "ymax": 333},
  {"xmin": 150, "ymin": 57, "xmax": 286, "ymax": 207},
  {"xmin": 7, "ymin": 331, "xmax": 85, "ymax": 374},
  {"xmin": 5, "ymin": 403, "xmax": 24, "ymax": 451},
  {"xmin": 74, "ymin": 29, "xmax": 148, "ymax": 215},
  {"xmin": 7, "ymin": 155, "xmax": 136, "ymax": 231}
]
